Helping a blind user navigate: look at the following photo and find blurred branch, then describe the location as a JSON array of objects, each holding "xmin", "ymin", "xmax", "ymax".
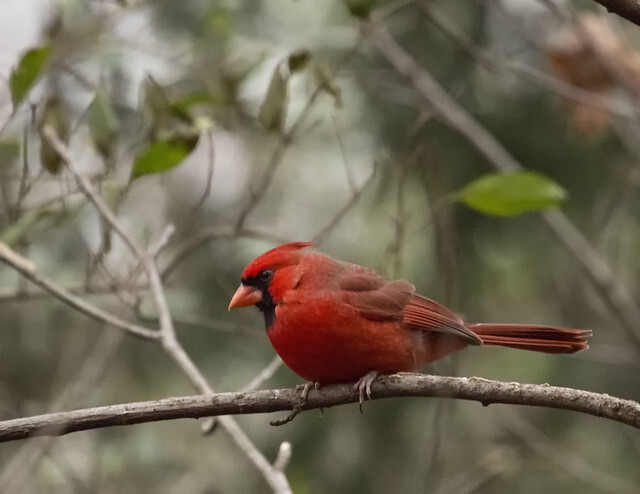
[
  {"xmin": 0, "ymin": 241, "xmax": 159, "ymax": 339},
  {"xmin": 0, "ymin": 373, "xmax": 638, "ymax": 442},
  {"xmin": 233, "ymin": 32, "xmax": 365, "ymax": 232},
  {"xmin": 233, "ymin": 84, "xmax": 325, "ymax": 232},
  {"xmin": 418, "ymin": 1, "xmax": 637, "ymax": 121},
  {"xmin": 312, "ymin": 162, "xmax": 378, "ymax": 243},
  {"xmin": 0, "ymin": 330, "xmax": 124, "ymax": 494},
  {"xmin": 0, "ymin": 281, "xmax": 151, "ymax": 303},
  {"xmin": 161, "ymin": 226, "xmax": 291, "ymax": 281},
  {"xmin": 181, "ymin": 128, "xmax": 216, "ymax": 234},
  {"xmin": 43, "ymin": 126, "xmax": 142, "ymax": 259},
  {"xmin": 144, "ymin": 235, "xmax": 213, "ymax": 395},
  {"xmin": 369, "ymin": 22, "xmax": 640, "ymax": 347},
  {"xmin": 501, "ymin": 409, "xmax": 639, "ymax": 494},
  {"xmin": 240, "ymin": 356, "xmax": 284, "ymax": 392},
  {"xmin": 579, "ymin": 0, "xmax": 640, "ymax": 28}
]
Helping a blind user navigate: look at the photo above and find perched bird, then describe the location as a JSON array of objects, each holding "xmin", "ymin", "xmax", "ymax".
[{"xmin": 228, "ymin": 242, "xmax": 590, "ymax": 398}]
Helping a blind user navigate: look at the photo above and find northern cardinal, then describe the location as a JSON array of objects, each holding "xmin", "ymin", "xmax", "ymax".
[{"xmin": 229, "ymin": 242, "xmax": 590, "ymax": 397}]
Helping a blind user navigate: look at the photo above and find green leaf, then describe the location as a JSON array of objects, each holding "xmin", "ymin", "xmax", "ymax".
[
  {"xmin": 9, "ymin": 44, "xmax": 51, "ymax": 109},
  {"xmin": 258, "ymin": 62, "xmax": 289, "ymax": 131},
  {"xmin": 131, "ymin": 134, "xmax": 199, "ymax": 180},
  {"xmin": 288, "ymin": 50, "xmax": 311, "ymax": 73},
  {"xmin": 88, "ymin": 88, "xmax": 120, "ymax": 159},
  {"xmin": 457, "ymin": 171, "xmax": 567, "ymax": 217},
  {"xmin": 169, "ymin": 90, "xmax": 216, "ymax": 123},
  {"xmin": 345, "ymin": 0, "xmax": 376, "ymax": 19}
]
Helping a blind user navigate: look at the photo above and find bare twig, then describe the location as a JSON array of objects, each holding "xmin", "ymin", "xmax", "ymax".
[
  {"xmin": 233, "ymin": 33, "xmax": 366, "ymax": 232},
  {"xmin": 502, "ymin": 409, "xmax": 639, "ymax": 494},
  {"xmin": 144, "ymin": 252, "xmax": 213, "ymax": 394},
  {"xmin": 149, "ymin": 224, "xmax": 176, "ymax": 258},
  {"xmin": 0, "ymin": 241, "xmax": 159, "ymax": 339},
  {"xmin": 0, "ymin": 281, "xmax": 150, "ymax": 303},
  {"xmin": 0, "ymin": 373, "xmax": 638, "ymax": 443},
  {"xmin": 0, "ymin": 330, "xmax": 124, "ymax": 494},
  {"xmin": 241, "ymin": 356, "xmax": 284, "ymax": 392},
  {"xmin": 161, "ymin": 226, "xmax": 291, "ymax": 282},
  {"xmin": 312, "ymin": 162, "xmax": 378, "ymax": 243},
  {"xmin": 233, "ymin": 87, "xmax": 325, "ymax": 232},
  {"xmin": 188, "ymin": 128, "xmax": 216, "ymax": 218},
  {"xmin": 273, "ymin": 442, "xmax": 292, "ymax": 473},
  {"xmin": 42, "ymin": 126, "xmax": 142, "ymax": 258},
  {"xmin": 418, "ymin": 1, "xmax": 637, "ymax": 121},
  {"xmin": 332, "ymin": 114, "xmax": 357, "ymax": 193}
]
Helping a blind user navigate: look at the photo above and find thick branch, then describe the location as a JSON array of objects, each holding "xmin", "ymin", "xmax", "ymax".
[
  {"xmin": 1, "ymin": 373, "xmax": 638, "ymax": 442},
  {"xmin": 590, "ymin": 0, "xmax": 640, "ymax": 27}
]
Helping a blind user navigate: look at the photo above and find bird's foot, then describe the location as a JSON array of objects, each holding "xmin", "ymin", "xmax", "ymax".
[
  {"xmin": 299, "ymin": 381, "xmax": 320, "ymax": 402},
  {"xmin": 355, "ymin": 371, "xmax": 378, "ymax": 413},
  {"xmin": 270, "ymin": 381, "xmax": 320, "ymax": 426}
]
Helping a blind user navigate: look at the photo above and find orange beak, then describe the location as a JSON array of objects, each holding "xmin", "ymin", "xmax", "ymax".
[{"xmin": 228, "ymin": 284, "xmax": 263, "ymax": 310}]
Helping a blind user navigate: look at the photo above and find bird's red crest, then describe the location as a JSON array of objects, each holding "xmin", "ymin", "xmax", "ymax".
[{"xmin": 241, "ymin": 242, "xmax": 314, "ymax": 279}]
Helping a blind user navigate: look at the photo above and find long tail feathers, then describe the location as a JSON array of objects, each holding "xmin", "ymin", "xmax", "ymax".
[{"xmin": 467, "ymin": 323, "xmax": 592, "ymax": 354}]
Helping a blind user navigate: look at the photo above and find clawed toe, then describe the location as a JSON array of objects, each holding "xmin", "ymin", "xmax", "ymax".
[{"xmin": 354, "ymin": 371, "xmax": 378, "ymax": 412}]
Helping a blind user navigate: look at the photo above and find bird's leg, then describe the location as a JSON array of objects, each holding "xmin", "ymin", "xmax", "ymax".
[
  {"xmin": 270, "ymin": 381, "xmax": 321, "ymax": 426},
  {"xmin": 355, "ymin": 371, "xmax": 378, "ymax": 413}
]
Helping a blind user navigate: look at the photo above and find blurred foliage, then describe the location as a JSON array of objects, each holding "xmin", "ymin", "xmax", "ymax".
[
  {"xmin": 0, "ymin": 0, "xmax": 639, "ymax": 493},
  {"xmin": 457, "ymin": 171, "xmax": 567, "ymax": 216},
  {"xmin": 9, "ymin": 44, "xmax": 50, "ymax": 109}
]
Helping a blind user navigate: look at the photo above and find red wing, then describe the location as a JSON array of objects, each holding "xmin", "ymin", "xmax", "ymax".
[
  {"xmin": 340, "ymin": 266, "xmax": 482, "ymax": 344},
  {"xmin": 341, "ymin": 272, "xmax": 415, "ymax": 320},
  {"xmin": 403, "ymin": 295, "xmax": 483, "ymax": 345}
]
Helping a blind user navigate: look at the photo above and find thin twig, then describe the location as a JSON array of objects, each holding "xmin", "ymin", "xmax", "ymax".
[
  {"xmin": 241, "ymin": 356, "xmax": 284, "ymax": 392},
  {"xmin": 161, "ymin": 226, "xmax": 291, "ymax": 282},
  {"xmin": 233, "ymin": 32, "xmax": 366, "ymax": 232},
  {"xmin": 418, "ymin": 0, "xmax": 637, "ymax": 121},
  {"xmin": 42, "ymin": 126, "xmax": 142, "ymax": 258},
  {"xmin": 312, "ymin": 162, "xmax": 378, "ymax": 243},
  {"xmin": 0, "ymin": 241, "xmax": 159, "ymax": 339},
  {"xmin": 187, "ymin": 128, "xmax": 216, "ymax": 223},
  {"xmin": 331, "ymin": 114, "xmax": 357, "ymax": 193},
  {"xmin": 502, "ymin": 409, "xmax": 639, "ymax": 494},
  {"xmin": 145, "ymin": 252, "xmax": 213, "ymax": 394},
  {"xmin": 0, "ymin": 330, "xmax": 124, "ymax": 494}
]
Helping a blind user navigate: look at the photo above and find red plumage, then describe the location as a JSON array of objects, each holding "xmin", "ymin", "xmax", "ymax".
[{"xmin": 229, "ymin": 243, "xmax": 591, "ymax": 384}]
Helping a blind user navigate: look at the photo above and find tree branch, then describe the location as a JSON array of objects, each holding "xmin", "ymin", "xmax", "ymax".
[
  {"xmin": 1, "ymin": 373, "xmax": 638, "ymax": 442},
  {"xmin": 589, "ymin": 0, "xmax": 640, "ymax": 27},
  {"xmin": 0, "ymin": 242, "xmax": 159, "ymax": 340}
]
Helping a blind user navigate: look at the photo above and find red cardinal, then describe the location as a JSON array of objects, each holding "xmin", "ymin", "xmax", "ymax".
[{"xmin": 229, "ymin": 242, "xmax": 590, "ymax": 396}]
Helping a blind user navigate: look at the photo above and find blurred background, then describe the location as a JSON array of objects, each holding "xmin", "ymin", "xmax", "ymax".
[{"xmin": 1, "ymin": 0, "xmax": 639, "ymax": 492}]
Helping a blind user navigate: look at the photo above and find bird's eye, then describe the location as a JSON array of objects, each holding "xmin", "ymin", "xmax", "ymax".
[{"xmin": 259, "ymin": 269, "xmax": 274, "ymax": 282}]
